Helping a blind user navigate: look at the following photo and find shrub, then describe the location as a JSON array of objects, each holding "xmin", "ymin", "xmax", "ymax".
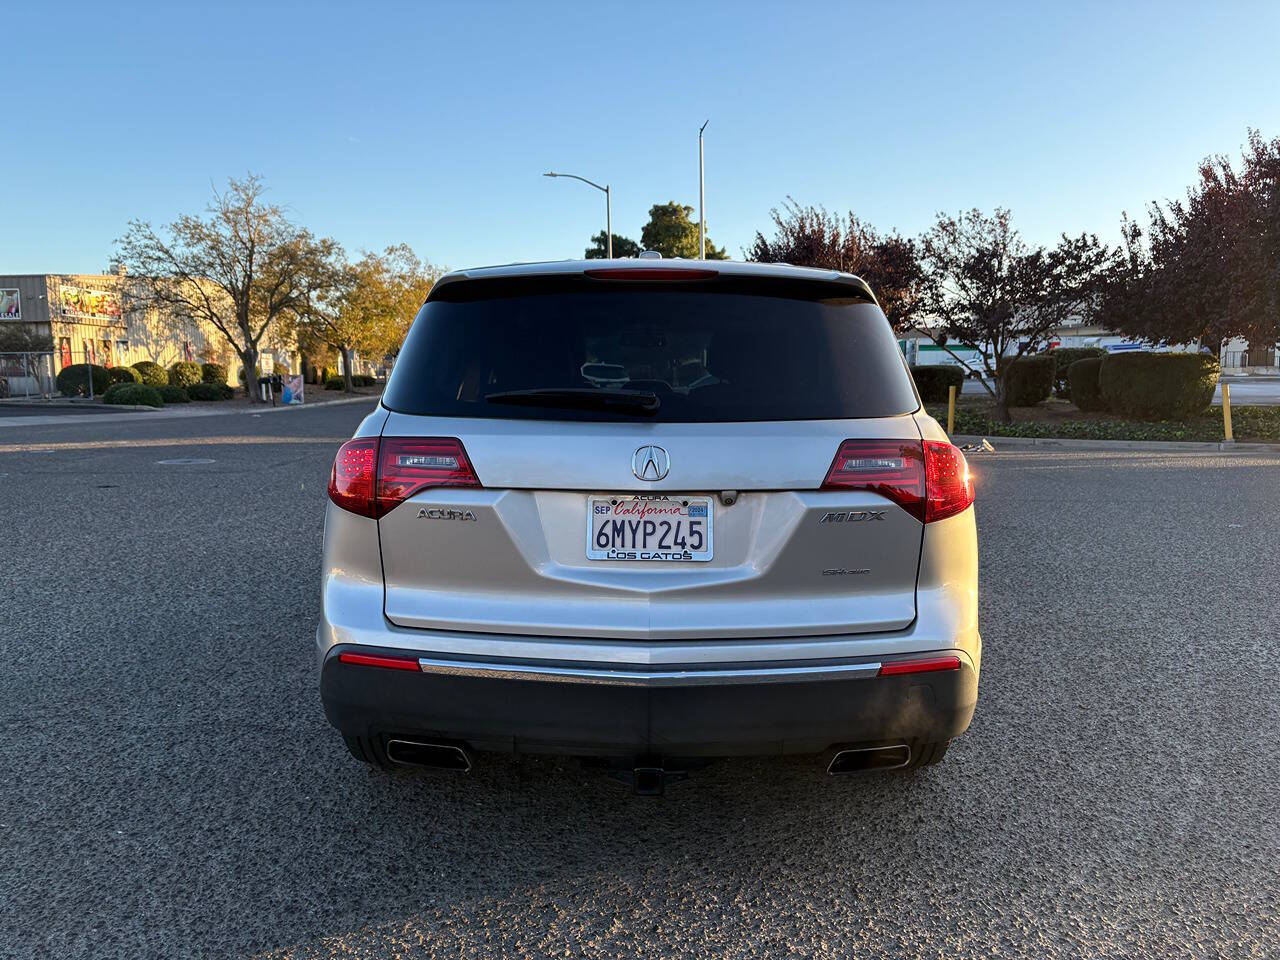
[
  {"xmin": 168, "ymin": 361, "xmax": 202, "ymax": 387},
  {"xmin": 131, "ymin": 360, "xmax": 169, "ymax": 386},
  {"xmin": 909, "ymin": 364, "xmax": 965, "ymax": 404},
  {"xmin": 107, "ymin": 366, "xmax": 142, "ymax": 385},
  {"xmin": 1068, "ymin": 357, "xmax": 1106, "ymax": 411},
  {"xmin": 200, "ymin": 362, "xmax": 228, "ymax": 385},
  {"xmin": 324, "ymin": 375, "xmax": 345, "ymax": 390},
  {"xmin": 1048, "ymin": 347, "xmax": 1106, "ymax": 399},
  {"xmin": 157, "ymin": 384, "xmax": 191, "ymax": 403},
  {"xmin": 353, "ymin": 373, "xmax": 377, "ymax": 387},
  {"xmin": 55, "ymin": 363, "xmax": 111, "ymax": 397},
  {"xmin": 1099, "ymin": 353, "xmax": 1220, "ymax": 420},
  {"xmin": 188, "ymin": 382, "xmax": 234, "ymax": 401},
  {"xmin": 102, "ymin": 382, "xmax": 163, "ymax": 406},
  {"xmin": 1002, "ymin": 354, "xmax": 1056, "ymax": 406},
  {"xmin": 237, "ymin": 365, "xmax": 263, "ymax": 384}
]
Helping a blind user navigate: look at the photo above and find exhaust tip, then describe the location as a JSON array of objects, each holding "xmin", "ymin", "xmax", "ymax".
[
  {"xmin": 826, "ymin": 744, "xmax": 911, "ymax": 775},
  {"xmin": 385, "ymin": 739, "xmax": 473, "ymax": 772}
]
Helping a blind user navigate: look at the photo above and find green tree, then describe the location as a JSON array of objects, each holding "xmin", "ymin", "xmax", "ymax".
[
  {"xmin": 585, "ymin": 231, "xmax": 642, "ymax": 259},
  {"xmin": 297, "ymin": 244, "xmax": 440, "ymax": 391},
  {"xmin": 118, "ymin": 175, "xmax": 336, "ymax": 402},
  {"xmin": 639, "ymin": 202, "xmax": 728, "ymax": 260}
]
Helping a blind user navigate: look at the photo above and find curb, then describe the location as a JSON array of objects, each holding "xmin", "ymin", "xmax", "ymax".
[
  {"xmin": 951, "ymin": 434, "xmax": 1278, "ymax": 453},
  {"xmin": 237, "ymin": 394, "xmax": 381, "ymax": 414}
]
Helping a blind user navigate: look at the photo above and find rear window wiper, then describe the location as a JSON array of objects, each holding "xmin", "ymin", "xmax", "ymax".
[{"xmin": 485, "ymin": 387, "xmax": 661, "ymax": 415}]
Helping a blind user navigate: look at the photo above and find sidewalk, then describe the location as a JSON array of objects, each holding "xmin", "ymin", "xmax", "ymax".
[
  {"xmin": 952, "ymin": 433, "xmax": 1278, "ymax": 453},
  {"xmin": 0, "ymin": 393, "xmax": 379, "ymax": 429}
]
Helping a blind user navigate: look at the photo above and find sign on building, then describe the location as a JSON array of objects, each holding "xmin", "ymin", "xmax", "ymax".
[
  {"xmin": 60, "ymin": 285, "xmax": 122, "ymax": 321},
  {"xmin": 0, "ymin": 289, "xmax": 19, "ymax": 319}
]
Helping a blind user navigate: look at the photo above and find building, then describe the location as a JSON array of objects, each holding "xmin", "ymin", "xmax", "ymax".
[{"xmin": 0, "ymin": 268, "xmax": 303, "ymax": 380}]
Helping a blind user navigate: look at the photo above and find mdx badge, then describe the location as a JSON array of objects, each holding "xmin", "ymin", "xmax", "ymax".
[{"xmin": 820, "ymin": 511, "xmax": 885, "ymax": 523}]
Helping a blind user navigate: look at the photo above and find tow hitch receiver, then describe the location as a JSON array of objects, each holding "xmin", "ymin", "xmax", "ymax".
[{"xmin": 604, "ymin": 761, "xmax": 690, "ymax": 796}]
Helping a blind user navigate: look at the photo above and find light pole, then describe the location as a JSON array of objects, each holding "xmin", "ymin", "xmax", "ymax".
[
  {"xmin": 698, "ymin": 120, "xmax": 708, "ymax": 260},
  {"xmin": 544, "ymin": 171, "xmax": 612, "ymax": 258}
]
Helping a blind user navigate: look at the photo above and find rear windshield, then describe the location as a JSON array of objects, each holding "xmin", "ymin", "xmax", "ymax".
[{"xmin": 382, "ymin": 275, "xmax": 919, "ymax": 422}]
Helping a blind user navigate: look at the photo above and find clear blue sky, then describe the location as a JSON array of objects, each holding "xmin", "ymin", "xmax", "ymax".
[{"xmin": 5, "ymin": 1, "xmax": 1278, "ymax": 275}]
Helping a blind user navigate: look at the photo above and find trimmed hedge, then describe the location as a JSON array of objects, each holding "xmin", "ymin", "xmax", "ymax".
[
  {"xmin": 324, "ymin": 375, "xmax": 345, "ymax": 390},
  {"xmin": 1099, "ymin": 353, "xmax": 1220, "ymax": 420},
  {"xmin": 237, "ymin": 365, "xmax": 263, "ymax": 385},
  {"xmin": 131, "ymin": 360, "xmax": 169, "ymax": 386},
  {"xmin": 910, "ymin": 365, "xmax": 965, "ymax": 403},
  {"xmin": 102, "ymin": 382, "xmax": 163, "ymax": 406},
  {"xmin": 1068, "ymin": 357, "xmax": 1106, "ymax": 411},
  {"xmin": 1003, "ymin": 354, "xmax": 1056, "ymax": 406},
  {"xmin": 168, "ymin": 361, "xmax": 202, "ymax": 387},
  {"xmin": 107, "ymin": 366, "xmax": 142, "ymax": 385},
  {"xmin": 200, "ymin": 362, "xmax": 228, "ymax": 384},
  {"xmin": 188, "ymin": 382, "xmax": 234, "ymax": 401},
  {"xmin": 157, "ymin": 384, "xmax": 191, "ymax": 403},
  {"xmin": 1049, "ymin": 347, "xmax": 1106, "ymax": 399},
  {"xmin": 56, "ymin": 363, "xmax": 111, "ymax": 397},
  {"xmin": 353, "ymin": 373, "xmax": 376, "ymax": 387}
]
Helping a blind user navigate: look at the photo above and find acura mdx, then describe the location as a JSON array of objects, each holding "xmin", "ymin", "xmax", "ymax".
[{"xmin": 318, "ymin": 258, "xmax": 980, "ymax": 786}]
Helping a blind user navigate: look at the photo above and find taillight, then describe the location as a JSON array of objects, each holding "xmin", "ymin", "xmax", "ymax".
[
  {"xmin": 327, "ymin": 437, "xmax": 479, "ymax": 519},
  {"xmin": 329, "ymin": 438, "xmax": 379, "ymax": 518},
  {"xmin": 923, "ymin": 440, "xmax": 974, "ymax": 523},
  {"xmin": 377, "ymin": 437, "xmax": 478, "ymax": 515},
  {"xmin": 823, "ymin": 440, "xmax": 927, "ymax": 522},
  {"xmin": 823, "ymin": 439, "xmax": 973, "ymax": 524}
]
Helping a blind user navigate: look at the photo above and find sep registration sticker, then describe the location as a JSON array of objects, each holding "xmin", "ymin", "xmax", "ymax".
[{"xmin": 586, "ymin": 496, "xmax": 714, "ymax": 562}]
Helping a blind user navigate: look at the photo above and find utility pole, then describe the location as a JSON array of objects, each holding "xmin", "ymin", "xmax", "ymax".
[{"xmin": 698, "ymin": 120, "xmax": 708, "ymax": 260}]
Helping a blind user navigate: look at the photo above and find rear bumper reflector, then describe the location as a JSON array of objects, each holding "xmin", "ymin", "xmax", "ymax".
[
  {"xmin": 338, "ymin": 651, "xmax": 421, "ymax": 671},
  {"xmin": 877, "ymin": 655, "xmax": 961, "ymax": 676}
]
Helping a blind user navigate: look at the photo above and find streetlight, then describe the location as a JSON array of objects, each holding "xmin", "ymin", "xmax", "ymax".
[
  {"xmin": 698, "ymin": 120, "xmax": 708, "ymax": 260},
  {"xmin": 544, "ymin": 171, "xmax": 612, "ymax": 258}
]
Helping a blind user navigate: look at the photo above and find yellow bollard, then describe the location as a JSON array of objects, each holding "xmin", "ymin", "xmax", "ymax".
[
  {"xmin": 1222, "ymin": 382, "xmax": 1233, "ymax": 442},
  {"xmin": 947, "ymin": 385, "xmax": 956, "ymax": 435}
]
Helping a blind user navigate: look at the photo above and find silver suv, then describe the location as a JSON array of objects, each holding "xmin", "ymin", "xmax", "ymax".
[{"xmin": 319, "ymin": 259, "xmax": 979, "ymax": 788}]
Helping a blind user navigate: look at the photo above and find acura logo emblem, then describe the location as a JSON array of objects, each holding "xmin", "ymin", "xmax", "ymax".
[{"xmin": 632, "ymin": 444, "xmax": 670, "ymax": 481}]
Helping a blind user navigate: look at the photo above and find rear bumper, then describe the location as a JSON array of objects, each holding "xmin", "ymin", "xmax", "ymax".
[{"xmin": 320, "ymin": 644, "xmax": 979, "ymax": 758}]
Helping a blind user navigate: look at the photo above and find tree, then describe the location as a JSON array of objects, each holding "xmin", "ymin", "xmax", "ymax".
[
  {"xmin": 639, "ymin": 202, "xmax": 728, "ymax": 259},
  {"xmin": 919, "ymin": 208, "xmax": 1112, "ymax": 420},
  {"xmin": 748, "ymin": 198, "xmax": 926, "ymax": 331},
  {"xmin": 117, "ymin": 175, "xmax": 336, "ymax": 402},
  {"xmin": 0, "ymin": 325, "xmax": 54, "ymax": 353},
  {"xmin": 1098, "ymin": 129, "xmax": 1280, "ymax": 356},
  {"xmin": 585, "ymin": 232, "xmax": 642, "ymax": 259},
  {"xmin": 297, "ymin": 244, "xmax": 439, "ymax": 391}
]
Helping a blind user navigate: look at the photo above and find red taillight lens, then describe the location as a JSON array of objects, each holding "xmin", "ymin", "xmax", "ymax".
[
  {"xmin": 338, "ymin": 651, "xmax": 420, "ymax": 671},
  {"xmin": 823, "ymin": 440, "xmax": 927, "ymax": 522},
  {"xmin": 923, "ymin": 441, "xmax": 974, "ymax": 523},
  {"xmin": 328, "ymin": 437, "xmax": 480, "ymax": 519},
  {"xmin": 823, "ymin": 439, "xmax": 974, "ymax": 524},
  {"xmin": 329, "ymin": 438, "xmax": 379, "ymax": 518},
  {"xmin": 878, "ymin": 655, "xmax": 961, "ymax": 676}
]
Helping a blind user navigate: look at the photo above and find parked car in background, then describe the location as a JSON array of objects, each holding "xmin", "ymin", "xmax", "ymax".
[{"xmin": 318, "ymin": 259, "xmax": 980, "ymax": 792}]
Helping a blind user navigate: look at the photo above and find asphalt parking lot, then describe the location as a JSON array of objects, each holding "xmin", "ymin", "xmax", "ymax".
[{"xmin": 2, "ymin": 401, "xmax": 1278, "ymax": 959}]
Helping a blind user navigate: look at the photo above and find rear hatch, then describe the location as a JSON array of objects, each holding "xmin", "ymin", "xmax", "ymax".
[{"xmin": 376, "ymin": 267, "xmax": 924, "ymax": 641}]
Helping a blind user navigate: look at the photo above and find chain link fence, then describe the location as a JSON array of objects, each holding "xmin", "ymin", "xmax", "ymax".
[{"xmin": 0, "ymin": 352, "xmax": 56, "ymax": 400}]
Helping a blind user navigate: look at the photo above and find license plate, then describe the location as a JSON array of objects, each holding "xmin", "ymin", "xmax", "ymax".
[{"xmin": 587, "ymin": 495, "xmax": 713, "ymax": 562}]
